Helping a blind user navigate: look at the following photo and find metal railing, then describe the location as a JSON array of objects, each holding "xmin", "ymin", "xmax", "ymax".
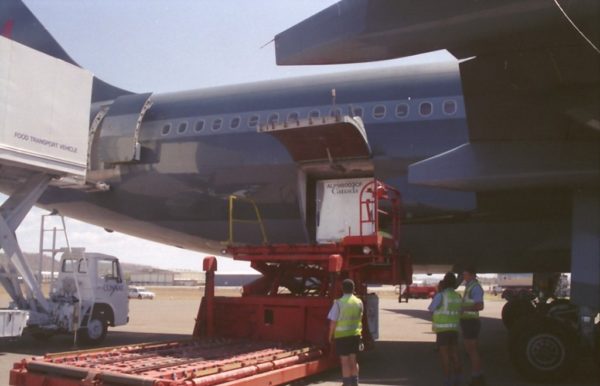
[{"xmin": 227, "ymin": 195, "xmax": 268, "ymax": 245}]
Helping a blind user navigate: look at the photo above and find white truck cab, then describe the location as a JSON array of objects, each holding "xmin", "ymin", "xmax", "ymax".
[{"xmin": 31, "ymin": 249, "xmax": 129, "ymax": 344}]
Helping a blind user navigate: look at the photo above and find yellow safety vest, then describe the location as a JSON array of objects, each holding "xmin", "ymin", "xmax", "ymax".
[
  {"xmin": 334, "ymin": 294, "xmax": 363, "ymax": 339},
  {"xmin": 461, "ymin": 280, "xmax": 482, "ymax": 319},
  {"xmin": 432, "ymin": 289, "xmax": 462, "ymax": 333}
]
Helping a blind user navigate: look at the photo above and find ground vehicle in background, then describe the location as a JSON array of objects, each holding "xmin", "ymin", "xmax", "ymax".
[
  {"xmin": 498, "ymin": 273, "xmax": 533, "ymax": 300},
  {"xmin": 128, "ymin": 286, "xmax": 155, "ymax": 299},
  {"xmin": 402, "ymin": 284, "xmax": 437, "ymax": 299}
]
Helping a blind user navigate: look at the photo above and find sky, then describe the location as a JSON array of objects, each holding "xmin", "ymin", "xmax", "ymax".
[{"xmin": 10, "ymin": 0, "xmax": 453, "ymax": 272}]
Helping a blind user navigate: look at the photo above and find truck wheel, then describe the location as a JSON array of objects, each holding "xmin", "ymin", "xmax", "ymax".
[
  {"xmin": 79, "ymin": 316, "xmax": 108, "ymax": 345},
  {"xmin": 509, "ymin": 316, "xmax": 578, "ymax": 382},
  {"xmin": 502, "ymin": 299, "xmax": 535, "ymax": 329}
]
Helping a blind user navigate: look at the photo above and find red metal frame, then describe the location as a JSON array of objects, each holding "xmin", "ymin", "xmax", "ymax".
[
  {"xmin": 10, "ymin": 179, "xmax": 412, "ymax": 386},
  {"xmin": 10, "ymin": 340, "xmax": 332, "ymax": 386},
  {"xmin": 358, "ymin": 179, "xmax": 401, "ymax": 239}
]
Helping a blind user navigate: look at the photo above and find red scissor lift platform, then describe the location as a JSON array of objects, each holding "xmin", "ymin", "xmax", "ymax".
[{"xmin": 10, "ymin": 180, "xmax": 412, "ymax": 386}]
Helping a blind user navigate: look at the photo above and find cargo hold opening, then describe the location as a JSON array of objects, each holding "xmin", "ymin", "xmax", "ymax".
[{"xmin": 259, "ymin": 116, "xmax": 374, "ymax": 242}]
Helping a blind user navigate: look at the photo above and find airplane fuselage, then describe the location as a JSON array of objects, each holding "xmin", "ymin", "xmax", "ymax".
[{"xmin": 22, "ymin": 61, "xmax": 570, "ymax": 272}]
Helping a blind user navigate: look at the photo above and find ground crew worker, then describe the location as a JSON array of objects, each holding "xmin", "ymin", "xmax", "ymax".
[
  {"xmin": 328, "ymin": 278, "xmax": 363, "ymax": 386},
  {"xmin": 428, "ymin": 272, "xmax": 462, "ymax": 386},
  {"xmin": 460, "ymin": 265, "xmax": 486, "ymax": 386}
]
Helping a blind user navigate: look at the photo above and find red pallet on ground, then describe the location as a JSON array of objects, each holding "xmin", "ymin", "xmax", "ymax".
[{"xmin": 10, "ymin": 339, "xmax": 334, "ymax": 386}]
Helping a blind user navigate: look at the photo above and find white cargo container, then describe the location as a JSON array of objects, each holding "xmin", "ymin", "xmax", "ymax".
[
  {"xmin": 0, "ymin": 36, "xmax": 92, "ymax": 178},
  {"xmin": 316, "ymin": 177, "xmax": 375, "ymax": 243}
]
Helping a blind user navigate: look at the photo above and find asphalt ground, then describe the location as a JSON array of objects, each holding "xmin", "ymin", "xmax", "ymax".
[{"xmin": 1, "ymin": 287, "xmax": 598, "ymax": 386}]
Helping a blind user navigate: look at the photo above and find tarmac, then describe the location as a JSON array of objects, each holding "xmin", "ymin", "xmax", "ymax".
[{"xmin": 1, "ymin": 288, "xmax": 597, "ymax": 386}]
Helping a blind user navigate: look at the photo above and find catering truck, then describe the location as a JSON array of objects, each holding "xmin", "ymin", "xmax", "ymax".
[{"xmin": 2, "ymin": 248, "xmax": 129, "ymax": 344}]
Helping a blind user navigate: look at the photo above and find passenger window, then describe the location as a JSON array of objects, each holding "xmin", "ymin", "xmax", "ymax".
[
  {"xmin": 352, "ymin": 107, "xmax": 363, "ymax": 118},
  {"xmin": 177, "ymin": 122, "xmax": 188, "ymax": 134},
  {"xmin": 396, "ymin": 103, "xmax": 409, "ymax": 118},
  {"xmin": 329, "ymin": 108, "xmax": 342, "ymax": 118},
  {"xmin": 419, "ymin": 102, "xmax": 433, "ymax": 116},
  {"xmin": 62, "ymin": 259, "xmax": 75, "ymax": 273},
  {"xmin": 248, "ymin": 115, "xmax": 260, "ymax": 128},
  {"xmin": 309, "ymin": 110, "xmax": 320, "ymax": 120},
  {"xmin": 287, "ymin": 112, "xmax": 299, "ymax": 122},
  {"xmin": 212, "ymin": 118, "xmax": 223, "ymax": 131},
  {"xmin": 230, "ymin": 116, "xmax": 241, "ymax": 129},
  {"xmin": 268, "ymin": 113, "xmax": 279, "ymax": 126},
  {"xmin": 194, "ymin": 120, "xmax": 205, "ymax": 132},
  {"xmin": 161, "ymin": 123, "xmax": 171, "ymax": 136},
  {"xmin": 443, "ymin": 100, "xmax": 457, "ymax": 115},
  {"xmin": 373, "ymin": 105, "xmax": 386, "ymax": 119}
]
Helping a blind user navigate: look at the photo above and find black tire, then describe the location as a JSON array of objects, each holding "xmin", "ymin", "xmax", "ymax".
[
  {"xmin": 509, "ymin": 316, "xmax": 579, "ymax": 382},
  {"xmin": 78, "ymin": 316, "xmax": 108, "ymax": 345},
  {"xmin": 138, "ymin": 294, "xmax": 142, "ymax": 299},
  {"xmin": 502, "ymin": 299, "xmax": 535, "ymax": 329},
  {"xmin": 544, "ymin": 299, "xmax": 578, "ymax": 326}
]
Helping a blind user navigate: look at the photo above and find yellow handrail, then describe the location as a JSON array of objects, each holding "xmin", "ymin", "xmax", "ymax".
[{"xmin": 227, "ymin": 195, "xmax": 268, "ymax": 245}]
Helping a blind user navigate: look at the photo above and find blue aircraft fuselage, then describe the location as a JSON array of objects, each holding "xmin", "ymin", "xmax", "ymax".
[{"xmin": 36, "ymin": 62, "xmax": 468, "ymax": 252}]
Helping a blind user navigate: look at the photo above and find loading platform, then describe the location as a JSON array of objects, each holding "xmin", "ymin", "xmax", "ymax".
[{"xmin": 10, "ymin": 339, "xmax": 331, "ymax": 386}]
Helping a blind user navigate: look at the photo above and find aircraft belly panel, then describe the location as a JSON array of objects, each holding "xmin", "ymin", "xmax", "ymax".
[
  {"xmin": 408, "ymin": 142, "xmax": 600, "ymax": 191},
  {"xmin": 401, "ymin": 219, "xmax": 571, "ymax": 273}
]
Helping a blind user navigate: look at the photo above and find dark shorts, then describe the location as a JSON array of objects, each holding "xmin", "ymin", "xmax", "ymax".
[
  {"xmin": 334, "ymin": 335, "xmax": 360, "ymax": 356},
  {"xmin": 436, "ymin": 331, "xmax": 458, "ymax": 347},
  {"xmin": 460, "ymin": 318, "xmax": 481, "ymax": 339}
]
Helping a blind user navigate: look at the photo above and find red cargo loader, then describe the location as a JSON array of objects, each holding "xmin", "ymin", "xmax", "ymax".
[{"xmin": 10, "ymin": 179, "xmax": 413, "ymax": 386}]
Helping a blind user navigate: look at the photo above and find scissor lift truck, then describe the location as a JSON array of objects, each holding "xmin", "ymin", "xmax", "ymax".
[{"xmin": 10, "ymin": 179, "xmax": 413, "ymax": 386}]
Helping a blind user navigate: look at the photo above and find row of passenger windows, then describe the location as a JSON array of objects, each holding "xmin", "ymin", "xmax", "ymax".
[{"xmin": 160, "ymin": 100, "xmax": 458, "ymax": 136}]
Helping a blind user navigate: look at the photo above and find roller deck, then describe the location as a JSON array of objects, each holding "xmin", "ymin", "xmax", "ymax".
[{"xmin": 10, "ymin": 339, "xmax": 333, "ymax": 386}]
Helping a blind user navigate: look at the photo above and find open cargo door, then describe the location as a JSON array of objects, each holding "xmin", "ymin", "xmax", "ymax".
[
  {"xmin": 94, "ymin": 92, "xmax": 153, "ymax": 165},
  {"xmin": 259, "ymin": 115, "xmax": 371, "ymax": 164}
]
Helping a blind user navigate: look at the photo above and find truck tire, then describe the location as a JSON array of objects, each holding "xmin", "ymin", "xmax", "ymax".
[
  {"xmin": 502, "ymin": 299, "xmax": 535, "ymax": 329},
  {"xmin": 79, "ymin": 316, "xmax": 108, "ymax": 345},
  {"xmin": 509, "ymin": 316, "xmax": 578, "ymax": 382}
]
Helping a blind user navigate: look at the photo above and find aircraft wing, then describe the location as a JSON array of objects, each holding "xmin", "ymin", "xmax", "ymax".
[
  {"xmin": 275, "ymin": 0, "xmax": 598, "ymax": 64},
  {"xmin": 275, "ymin": 0, "xmax": 600, "ymax": 192}
]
